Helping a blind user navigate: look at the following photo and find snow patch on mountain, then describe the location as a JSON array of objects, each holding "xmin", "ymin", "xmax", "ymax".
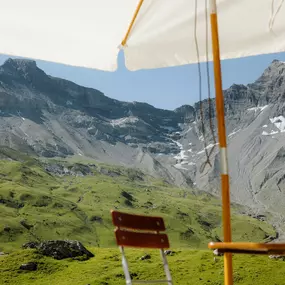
[
  {"xmin": 174, "ymin": 163, "xmax": 188, "ymax": 170},
  {"xmin": 228, "ymin": 129, "xmax": 241, "ymax": 138},
  {"xmin": 270, "ymin": 116, "xmax": 285, "ymax": 132},
  {"xmin": 262, "ymin": 116, "xmax": 285, "ymax": 136},
  {"xmin": 197, "ymin": 143, "xmax": 218, "ymax": 155},
  {"xmin": 110, "ymin": 116, "xmax": 139, "ymax": 127},
  {"xmin": 247, "ymin": 105, "xmax": 268, "ymax": 112}
]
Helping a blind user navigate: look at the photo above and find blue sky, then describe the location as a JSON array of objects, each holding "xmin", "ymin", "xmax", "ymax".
[{"xmin": 0, "ymin": 52, "xmax": 285, "ymax": 110}]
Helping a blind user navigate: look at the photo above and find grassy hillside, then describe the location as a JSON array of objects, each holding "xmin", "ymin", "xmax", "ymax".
[
  {"xmin": 0, "ymin": 147, "xmax": 276, "ymax": 252},
  {"xmin": 0, "ymin": 147, "xmax": 282, "ymax": 284},
  {"xmin": 1, "ymin": 248, "xmax": 285, "ymax": 285}
]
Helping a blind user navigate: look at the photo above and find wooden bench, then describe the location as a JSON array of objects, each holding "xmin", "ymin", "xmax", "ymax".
[{"xmin": 111, "ymin": 210, "xmax": 173, "ymax": 285}]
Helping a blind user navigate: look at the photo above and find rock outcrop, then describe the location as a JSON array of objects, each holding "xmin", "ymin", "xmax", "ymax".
[{"xmin": 23, "ymin": 240, "xmax": 94, "ymax": 260}]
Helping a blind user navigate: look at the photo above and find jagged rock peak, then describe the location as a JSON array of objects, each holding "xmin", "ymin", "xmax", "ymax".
[
  {"xmin": 271, "ymin": 59, "xmax": 285, "ymax": 65},
  {"xmin": 251, "ymin": 59, "xmax": 285, "ymax": 92},
  {"xmin": 174, "ymin": 104, "xmax": 195, "ymax": 113},
  {"xmin": 0, "ymin": 58, "xmax": 48, "ymax": 81},
  {"xmin": 2, "ymin": 58, "xmax": 38, "ymax": 70},
  {"xmin": 228, "ymin": 83, "xmax": 247, "ymax": 90},
  {"xmin": 259, "ymin": 59, "xmax": 285, "ymax": 78}
]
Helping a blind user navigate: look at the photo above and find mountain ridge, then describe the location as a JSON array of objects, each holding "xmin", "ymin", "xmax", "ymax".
[{"xmin": 1, "ymin": 58, "xmax": 285, "ymax": 237}]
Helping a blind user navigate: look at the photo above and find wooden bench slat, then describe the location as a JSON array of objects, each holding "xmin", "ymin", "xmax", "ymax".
[
  {"xmin": 111, "ymin": 210, "xmax": 165, "ymax": 231},
  {"xmin": 115, "ymin": 229, "xmax": 170, "ymax": 249}
]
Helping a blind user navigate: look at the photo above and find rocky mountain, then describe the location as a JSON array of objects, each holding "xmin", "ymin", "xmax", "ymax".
[
  {"xmin": 0, "ymin": 58, "xmax": 198, "ymax": 188},
  {"xmin": 1, "ymin": 58, "xmax": 285, "ymax": 230},
  {"xmin": 196, "ymin": 60, "xmax": 285, "ymax": 213}
]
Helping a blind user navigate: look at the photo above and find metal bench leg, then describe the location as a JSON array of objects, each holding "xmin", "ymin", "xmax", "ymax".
[
  {"xmin": 160, "ymin": 249, "xmax": 173, "ymax": 285},
  {"xmin": 120, "ymin": 246, "xmax": 132, "ymax": 285}
]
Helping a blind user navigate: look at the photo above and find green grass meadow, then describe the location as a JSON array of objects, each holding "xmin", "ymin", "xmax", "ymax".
[{"xmin": 0, "ymin": 147, "xmax": 283, "ymax": 284}]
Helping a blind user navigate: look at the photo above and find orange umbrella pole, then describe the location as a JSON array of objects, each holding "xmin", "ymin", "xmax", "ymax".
[
  {"xmin": 121, "ymin": 0, "xmax": 145, "ymax": 47},
  {"xmin": 209, "ymin": 0, "xmax": 233, "ymax": 284}
]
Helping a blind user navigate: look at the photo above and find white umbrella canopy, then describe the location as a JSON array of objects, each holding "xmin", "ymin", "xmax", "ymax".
[
  {"xmin": 0, "ymin": 0, "xmax": 138, "ymax": 71},
  {"xmin": 0, "ymin": 0, "xmax": 284, "ymax": 71}
]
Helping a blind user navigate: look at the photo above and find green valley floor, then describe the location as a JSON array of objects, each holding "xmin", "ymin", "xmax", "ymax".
[
  {"xmin": 1, "ymin": 248, "xmax": 285, "ymax": 285},
  {"xmin": 0, "ymin": 147, "xmax": 283, "ymax": 284}
]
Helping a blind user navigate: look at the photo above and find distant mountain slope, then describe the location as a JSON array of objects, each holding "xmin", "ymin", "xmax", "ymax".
[
  {"xmin": 0, "ymin": 58, "xmax": 285, "ymax": 232},
  {"xmin": 0, "ymin": 58, "xmax": 195, "ymax": 187},
  {"xmin": 0, "ymin": 149, "xmax": 275, "ymax": 252}
]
